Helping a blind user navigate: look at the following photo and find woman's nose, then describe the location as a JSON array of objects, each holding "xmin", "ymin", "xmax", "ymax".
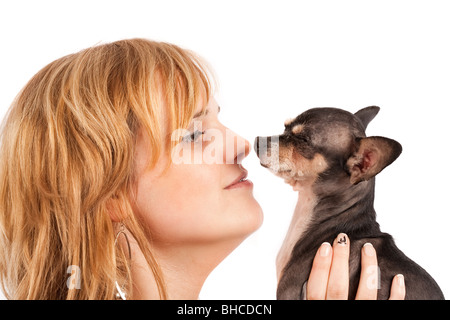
[{"xmin": 224, "ymin": 129, "xmax": 250, "ymax": 164}]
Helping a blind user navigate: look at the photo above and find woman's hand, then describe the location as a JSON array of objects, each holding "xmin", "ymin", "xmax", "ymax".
[{"xmin": 306, "ymin": 233, "xmax": 406, "ymax": 300}]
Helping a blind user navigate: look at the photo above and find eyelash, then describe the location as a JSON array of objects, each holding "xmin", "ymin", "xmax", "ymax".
[{"xmin": 182, "ymin": 130, "xmax": 205, "ymax": 143}]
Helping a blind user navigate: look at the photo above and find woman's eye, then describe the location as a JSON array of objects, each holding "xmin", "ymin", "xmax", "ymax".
[{"xmin": 183, "ymin": 130, "xmax": 205, "ymax": 143}]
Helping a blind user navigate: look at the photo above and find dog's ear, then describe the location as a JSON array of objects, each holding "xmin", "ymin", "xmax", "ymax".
[
  {"xmin": 347, "ymin": 136, "xmax": 402, "ymax": 185},
  {"xmin": 354, "ymin": 106, "xmax": 380, "ymax": 130}
]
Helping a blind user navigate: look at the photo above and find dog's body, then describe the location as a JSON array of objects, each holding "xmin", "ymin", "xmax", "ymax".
[{"xmin": 255, "ymin": 107, "xmax": 444, "ymax": 300}]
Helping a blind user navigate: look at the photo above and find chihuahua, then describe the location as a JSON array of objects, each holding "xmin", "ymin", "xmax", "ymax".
[{"xmin": 255, "ymin": 106, "xmax": 444, "ymax": 300}]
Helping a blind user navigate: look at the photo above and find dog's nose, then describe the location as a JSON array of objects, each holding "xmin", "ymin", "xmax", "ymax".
[
  {"xmin": 254, "ymin": 136, "xmax": 260, "ymax": 155},
  {"xmin": 254, "ymin": 136, "xmax": 273, "ymax": 157}
]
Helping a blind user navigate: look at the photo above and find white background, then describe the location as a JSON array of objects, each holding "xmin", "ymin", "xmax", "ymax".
[{"xmin": 1, "ymin": 0, "xmax": 449, "ymax": 300}]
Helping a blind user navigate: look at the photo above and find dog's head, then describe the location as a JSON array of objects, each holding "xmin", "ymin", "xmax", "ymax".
[{"xmin": 254, "ymin": 107, "xmax": 402, "ymax": 190}]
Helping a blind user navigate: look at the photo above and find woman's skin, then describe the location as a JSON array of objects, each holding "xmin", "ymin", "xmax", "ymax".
[
  {"xmin": 307, "ymin": 234, "xmax": 405, "ymax": 300},
  {"xmin": 121, "ymin": 95, "xmax": 406, "ymax": 299},
  {"xmin": 127, "ymin": 96, "xmax": 263, "ymax": 299}
]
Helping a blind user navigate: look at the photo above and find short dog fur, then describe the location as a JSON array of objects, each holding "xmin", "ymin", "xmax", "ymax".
[{"xmin": 255, "ymin": 106, "xmax": 444, "ymax": 300}]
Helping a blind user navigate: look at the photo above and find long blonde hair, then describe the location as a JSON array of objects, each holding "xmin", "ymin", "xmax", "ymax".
[{"xmin": 0, "ymin": 38, "xmax": 213, "ymax": 299}]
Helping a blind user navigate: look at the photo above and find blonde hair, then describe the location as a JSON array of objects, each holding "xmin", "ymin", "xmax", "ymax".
[{"xmin": 0, "ymin": 38, "xmax": 213, "ymax": 299}]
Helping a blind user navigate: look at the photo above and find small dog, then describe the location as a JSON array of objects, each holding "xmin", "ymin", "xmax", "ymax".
[{"xmin": 255, "ymin": 106, "xmax": 444, "ymax": 300}]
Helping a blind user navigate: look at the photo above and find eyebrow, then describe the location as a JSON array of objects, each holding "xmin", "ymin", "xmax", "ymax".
[{"xmin": 193, "ymin": 105, "xmax": 221, "ymax": 119}]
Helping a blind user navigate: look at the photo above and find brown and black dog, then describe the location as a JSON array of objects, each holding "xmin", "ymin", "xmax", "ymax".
[{"xmin": 255, "ymin": 106, "xmax": 444, "ymax": 300}]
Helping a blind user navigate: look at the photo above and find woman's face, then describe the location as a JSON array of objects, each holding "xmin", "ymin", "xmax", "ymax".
[{"xmin": 132, "ymin": 97, "xmax": 263, "ymax": 245}]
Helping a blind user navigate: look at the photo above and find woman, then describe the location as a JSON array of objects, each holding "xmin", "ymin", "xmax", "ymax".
[{"xmin": 0, "ymin": 38, "xmax": 405, "ymax": 299}]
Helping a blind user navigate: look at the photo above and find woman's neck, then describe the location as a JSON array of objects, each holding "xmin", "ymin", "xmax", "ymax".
[{"xmin": 130, "ymin": 238, "xmax": 244, "ymax": 299}]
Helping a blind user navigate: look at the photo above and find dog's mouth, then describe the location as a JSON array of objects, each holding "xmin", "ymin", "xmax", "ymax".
[
  {"xmin": 259, "ymin": 162, "xmax": 270, "ymax": 169},
  {"xmin": 259, "ymin": 160, "xmax": 293, "ymax": 175},
  {"xmin": 258, "ymin": 157, "xmax": 311, "ymax": 192}
]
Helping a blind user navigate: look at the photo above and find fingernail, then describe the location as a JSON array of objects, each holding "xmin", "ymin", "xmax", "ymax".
[
  {"xmin": 363, "ymin": 243, "xmax": 375, "ymax": 256},
  {"xmin": 336, "ymin": 233, "xmax": 348, "ymax": 246},
  {"xmin": 397, "ymin": 274, "xmax": 404, "ymax": 287},
  {"xmin": 320, "ymin": 242, "xmax": 331, "ymax": 257}
]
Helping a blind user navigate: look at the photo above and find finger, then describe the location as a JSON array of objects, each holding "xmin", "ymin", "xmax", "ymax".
[
  {"xmin": 306, "ymin": 242, "xmax": 332, "ymax": 300},
  {"xmin": 389, "ymin": 274, "xmax": 406, "ymax": 300},
  {"xmin": 326, "ymin": 233, "xmax": 350, "ymax": 300},
  {"xmin": 355, "ymin": 243, "xmax": 379, "ymax": 300}
]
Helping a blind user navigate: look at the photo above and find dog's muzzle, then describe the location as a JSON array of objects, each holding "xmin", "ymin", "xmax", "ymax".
[{"xmin": 254, "ymin": 135, "xmax": 281, "ymax": 168}]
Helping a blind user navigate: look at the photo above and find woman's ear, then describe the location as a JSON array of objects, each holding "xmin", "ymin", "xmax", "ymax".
[{"xmin": 346, "ymin": 136, "xmax": 402, "ymax": 185}]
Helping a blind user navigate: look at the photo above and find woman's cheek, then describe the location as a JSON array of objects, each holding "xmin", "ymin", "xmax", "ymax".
[{"xmin": 140, "ymin": 165, "xmax": 224, "ymax": 242}]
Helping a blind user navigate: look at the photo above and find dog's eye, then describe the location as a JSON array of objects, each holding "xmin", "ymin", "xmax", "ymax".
[{"xmin": 296, "ymin": 135, "xmax": 309, "ymax": 144}]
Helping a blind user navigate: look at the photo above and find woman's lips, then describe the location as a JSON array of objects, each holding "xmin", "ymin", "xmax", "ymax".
[{"xmin": 224, "ymin": 170, "xmax": 253, "ymax": 190}]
